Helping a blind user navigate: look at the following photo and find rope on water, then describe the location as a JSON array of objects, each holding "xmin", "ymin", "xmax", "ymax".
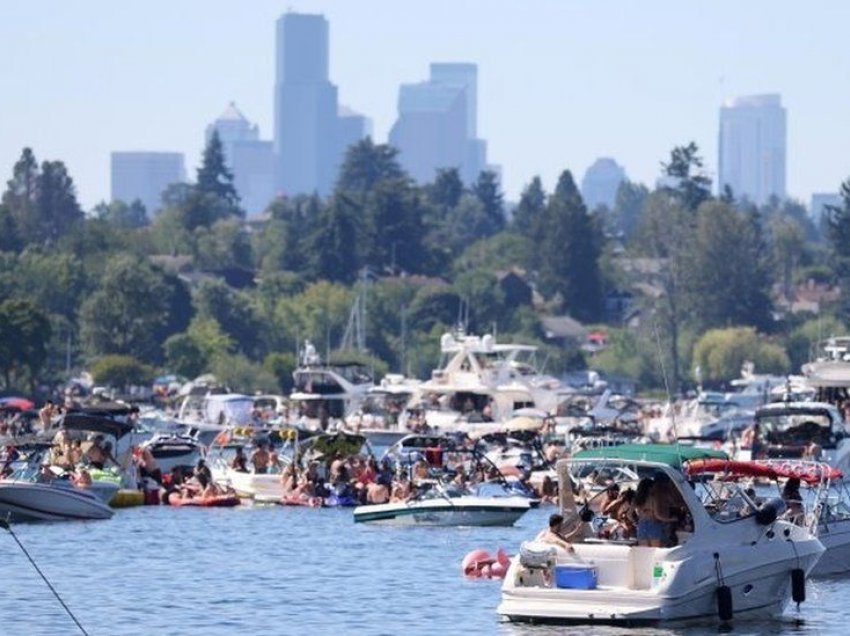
[{"xmin": 0, "ymin": 516, "xmax": 90, "ymax": 636}]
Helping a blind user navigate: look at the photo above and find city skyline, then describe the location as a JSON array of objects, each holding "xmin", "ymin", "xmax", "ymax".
[{"xmin": 1, "ymin": 1, "xmax": 848, "ymax": 211}]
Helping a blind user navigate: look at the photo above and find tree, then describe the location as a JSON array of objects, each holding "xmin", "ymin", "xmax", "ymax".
[
  {"xmin": 35, "ymin": 160, "xmax": 84, "ymax": 242},
  {"xmin": 512, "ymin": 176, "xmax": 546, "ymax": 241},
  {"xmin": 335, "ymin": 138, "xmax": 405, "ymax": 195},
  {"xmin": 826, "ymin": 179, "xmax": 850, "ymax": 277},
  {"xmin": 685, "ymin": 201, "xmax": 774, "ymax": 332},
  {"xmin": 427, "ymin": 167, "xmax": 464, "ymax": 210},
  {"xmin": 612, "ymin": 180, "xmax": 649, "ymax": 242},
  {"xmin": 2, "ymin": 148, "xmax": 38, "ymax": 245},
  {"xmin": 197, "ymin": 130, "xmax": 239, "ymax": 208},
  {"xmin": 661, "ymin": 142, "xmax": 712, "ymax": 211},
  {"xmin": 89, "ymin": 354, "xmax": 154, "ymax": 390},
  {"xmin": 305, "ymin": 195, "xmax": 360, "ymax": 283},
  {"xmin": 0, "ymin": 299, "xmax": 52, "ymax": 390},
  {"xmin": 692, "ymin": 327, "xmax": 789, "ymax": 385},
  {"xmin": 537, "ymin": 170, "xmax": 604, "ymax": 322},
  {"xmin": 94, "ymin": 199, "xmax": 149, "ymax": 229},
  {"xmin": 361, "ymin": 178, "xmax": 427, "ymax": 274},
  {"xmin": 79, "ymin": 255, "xmax": 191, "ymax": 363},
  {"xmin": 0, "ymin": 204, "xmax": 21, "ymax": 252},
  {"xmin": 194, "ymin": 279, "xmax": 265, "ymax": 359},
  {"xmin": 263, "ymin": 352, "xmax": 298, "ymax": 393},
  {"xmin": 471, "ymin": 170, "xmax": 505, "ymax": 235}
]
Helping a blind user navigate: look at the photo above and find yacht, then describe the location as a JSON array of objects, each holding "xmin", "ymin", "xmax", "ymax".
[
  {"xmin": 289, "ymin": 341, "xmax": 375, "ymax": 430},
  {"xmin": 802, "ymin": 336, "xmax": 850, "ymax": 392},
  {"xmin": 343, "ymin": 374, "xmax": 422, "ymax": 447},
  {"xmin": 498, "ymin": 451, "xmax": 824, "ymax": 625}
]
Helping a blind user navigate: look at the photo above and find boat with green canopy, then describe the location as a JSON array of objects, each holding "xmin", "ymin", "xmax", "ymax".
[{"xmin": 572, "ymin": 443, "xmax": 728, "ymax": 469}]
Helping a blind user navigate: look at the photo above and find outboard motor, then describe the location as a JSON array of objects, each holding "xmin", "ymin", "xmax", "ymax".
[{"xmin": 755, "ymin": 497, "xmax": 787, "ymax": 525}]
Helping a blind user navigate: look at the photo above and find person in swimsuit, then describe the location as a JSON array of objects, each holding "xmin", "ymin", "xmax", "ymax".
[
  {"xmin": 250, "ymin": 442, "xmax": 271, "ymax": 474},
  {"xmin": 231, "ymin": 447, "xmax": 248, "ymax": 473},
  {"xmin": 536, "ymin": 513, "xmax": 583, "ymax": 552},
  {"xmin": 635, "ymin": 477, "xmax": 679, "ymax": 547},
  {"xmin": 86, "ymin": 436, "xmax": 108, "ymax": 470}
]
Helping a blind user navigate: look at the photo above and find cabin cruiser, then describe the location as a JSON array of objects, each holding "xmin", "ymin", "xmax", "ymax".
[
  {"xmin": 802, "ymin": 336, "xmax": 850, "ymax": 397},
  {"xmin": 0, "ymin": 446, "xmax": 114, "ymax": 521},
  {"xmin": 685, "ymin": 458, "xmax": 850, "ymax": 578},
  {"xmin": 343, "ymin": 374, "xmax": 422, "ymax": 447},
  {"xmin": 289, "ymin": 341, "xmax": 375, "ymax": 430},
  {"xmin": 739, "ymin": 401, "xmax": 850, "ymax": 471},
  {"xmin": 498, "ymin": 448, "xmax": 824, "ymax": 625},
  {"xmin": 140, "ymin": 433, "xmax": 203, "ymax": 474}
]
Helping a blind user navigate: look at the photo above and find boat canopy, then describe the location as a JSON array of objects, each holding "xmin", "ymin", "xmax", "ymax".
[
  {"xmin": 60, "ymin": 413, "xmax": 135, "ymax": 439},
  {"xmin": 572, "ymin": 443, "xmax": 727, "ymax": 469},
  {"xmin": 685, "ymin": 458, "xmax": 843, "ymax": 485}
]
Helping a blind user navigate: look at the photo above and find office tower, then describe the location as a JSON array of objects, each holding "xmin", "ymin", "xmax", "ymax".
[
  {"xmin": 110, "ymin": 152, "xmax": 185, "ymax": 216},
  {"xmin": 336, "ymin": 105, "xmax": 372, "ymax": 164},
  {"xmin": 718, "ymin": 94, "xmax": 787, "ymax": 206},
  {"xmin": 811, "ymin": 192, "xmax": 842, "ymax": 226},
  {"xmin": 206, "ymin": 103, "xmax": 275, "ymax": 216},
  {"xmin": 581, "ymin": 158, "xmax": 627, "ymax": 210},
  {"xmin": 273, "ymin": 12, "xmax": 367, "ymax": 196},
  {"xmin": 389, "ymin": 63, "xmax": 488, "ymax": 185}
]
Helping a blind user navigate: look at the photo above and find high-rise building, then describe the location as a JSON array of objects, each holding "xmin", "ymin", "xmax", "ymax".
[
  {"xmin": 206, "ymin": 103, "xmax": 274, "ymax": 216},
  {"xmin": 581, "ymin": 158, "xmax": 627, "ymax": 210},
  {"xmin": 811, "ymin": 192, "xmax": 842, "ymax": 227},
  {"xmin": 110, "ymin": 152, "xmax": 185, "ymax": 216},
  {"xmin": 389, "ymin": 63, "xmax": 488, "ymax": 185},
  {"xmin": 718, "ymin": 94, "xmax": 787, "ymax": 206},
  {"xmin": 273, "ymin": 12, "xmax": 368, "ymax": 197}
]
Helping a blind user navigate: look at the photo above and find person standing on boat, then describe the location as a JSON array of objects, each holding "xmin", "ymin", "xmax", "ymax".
[
  {"xmin": 39, "ymin": 400, "xmax": 56, "ymax": 433},
  {"xmin": 250, "ymin": 442, "xmax": 271, "ymax": 474},
  {"xmin": 634, "ymin": 477, "xmax": 678, "ymax": 547},
  {"xmin": 231, "ymin": 446, "xmax": 249, "ymax": 472}
]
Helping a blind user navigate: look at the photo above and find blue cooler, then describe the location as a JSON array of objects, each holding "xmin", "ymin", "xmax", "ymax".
[{"xmin": 554, "ymin": 564, "xmax": 598, "ymax": 589}]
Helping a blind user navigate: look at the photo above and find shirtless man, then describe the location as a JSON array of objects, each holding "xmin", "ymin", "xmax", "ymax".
[
  {"xmin": 536, "ymin": 513, "xmax": 584, "ymax": 551},
  {"xmin": 250, "ymin": 442, "xmax": 271, "ymax": 474},
  {"xmin": 39, "ymin": 400, "xmax": 56, "ymax": 432}
]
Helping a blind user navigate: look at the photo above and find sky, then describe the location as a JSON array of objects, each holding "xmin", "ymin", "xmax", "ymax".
[{"xmin": 1, "ymin": 1, "xmax": 848, "ymax": 210}]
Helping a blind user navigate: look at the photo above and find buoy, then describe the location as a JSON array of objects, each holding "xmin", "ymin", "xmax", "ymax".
[
  {"xmin": 791, "ymin": 568, "xmax": 806, "ymax": 604},
  {"xmin": 717, "ymin": 585, "xmax": 733, "ymax": 621}
]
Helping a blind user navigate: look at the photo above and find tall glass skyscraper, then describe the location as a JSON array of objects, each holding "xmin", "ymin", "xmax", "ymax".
[
  {"xmin": 273, "ymin": 12, "xmax": 368, "ymax": 197},
  {"xmin": 718, "ymin": 94, "xmax": 786, "ymax": 205}
]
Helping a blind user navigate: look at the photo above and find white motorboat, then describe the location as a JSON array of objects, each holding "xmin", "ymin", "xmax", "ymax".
[
  {"xmin": 740, "ymin": 401, "xmax": 850, "ymax": 471},
  {"xmin": 685, "ymin": 458, "xmax": 850, "ymax": 579},
  {"xmin": 353, "ymin": 483, "xmax": 530, "ymax": 526},
  {"xmin": 141, "ymin": 433, "xmax": 203, "ymax": 474},
  {"xmin": 498, "ymin": 451, "xmax": 824, "ymax": 625},
  {"xmin": 344, "ymin": 374, "xmax": 422, "ymax": 447},
  {"xmin": 289, "ymin": 341, "xmax": 376, "ymax": 430}
]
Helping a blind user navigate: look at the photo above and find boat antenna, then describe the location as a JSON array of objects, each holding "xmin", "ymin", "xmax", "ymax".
[
  {"xmin": 652, "ymin": 320, "xmax": 684, "ymax": 463},
  {"xmin": 0, "ymin": 516, "xmax": 90, "ymax": 635}
]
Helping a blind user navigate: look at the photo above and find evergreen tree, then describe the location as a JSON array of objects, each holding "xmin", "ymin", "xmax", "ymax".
[
  {"xmin": 685, "ymin": 201, "xmax": 774, "ymax": 331},
  {"xmin": 661, "ymin": 142, "xmax": 712, "ymax": 211},
  {"xmin": 335, "ymin": 138, "xmax": 405, "ymax": 195},
  {"xmin": 3, "ymin": 148, "xmax": 39, "ymax": 241},
  {"xmin": 472, "ymin": 170, "xmax": 505, "ymax": 235},
  {"xmin": 35, "ymin": 160, "xmax": 84, "ymax": 242},
  {"xmin": 538, "ymin": 170, "xmax": 604, "ymax": 322},
  {"xmin": 197, "ymin": 130, "xmax": 240, "ymax": 209},
  {"xmin": 612, "ymin": 180, "xmax": 649, "ymax": 242},
  {"xmin": 428, "ymin": 167, "xmax": 464, "ymax": 210},
  {"xmin": 827, "ymin": 179, "xmax": 850, "ymax": 274},
  {"xmin": 512, "ymin": 176, "xmax": 546, "ymax": 241},
  {"xmin": 306, "ymin": 196, "xmax": 360, "ymax": 283}
]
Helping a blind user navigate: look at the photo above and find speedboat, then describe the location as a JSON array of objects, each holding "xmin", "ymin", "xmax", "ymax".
[
  {"xmin": 0, "ymin": 481, "xmax": 114, "ymax": 521},
  {"xmin": 498, "ymin": 447, "xmax": 824, "ymax": 625},
  {"xmin": 685, "ymin": 458, "xmax": 850, "ymax": 578},
  {"xmin": 353, "ymin": 482, "xmax": 530, "ymax": 526},
  {"xmin": 141, "ymin": 433, "xmax": 203, "ymax": 474}
]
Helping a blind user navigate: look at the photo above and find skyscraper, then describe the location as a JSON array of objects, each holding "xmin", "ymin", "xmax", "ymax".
[
  {"xmin": 581, "ymin": 158, "xmax": 627, "ymax": 210},
  {"xmin": 206, "ymin": 103, "xmax": 274, "ymax": 217},
  {"xmin": 389, "ymin": 63, "xmax": 488, "ymax": 185},
  {"xmin": 110, "ymin": 152, "xmax": 185, "ymax": 216},
  {"xmin": 273, "ymin": 12, "xmax": 368, "ymax": 196},
  {"xmin": 718, "ymin": 94, "xmax": 787, "ymax": 206}
]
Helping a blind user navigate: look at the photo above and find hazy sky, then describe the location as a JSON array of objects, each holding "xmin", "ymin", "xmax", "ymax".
[{"xmin": 1, "ymin": 1, "xmax": 848, "ymax": 210}]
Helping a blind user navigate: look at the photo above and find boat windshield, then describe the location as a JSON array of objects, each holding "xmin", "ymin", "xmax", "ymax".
[{"xmin": 757, "ymin": 411, "xmax": 835, "ymax": 448}]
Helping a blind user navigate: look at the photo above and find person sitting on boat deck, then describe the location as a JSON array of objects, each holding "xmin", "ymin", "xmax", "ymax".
[
  {"xmin": 634, "ymin": 477, "xmax": 679, "ymax": 548},
  {"xmin": 802, "ymin": 439, "xmax": 823, "ymax": 461},
  {"xmin": 600, "ymin": 483, "xmax": 621, "ymax": 514},
  {"xmin": 191, "ymin": 458, "xmax": 218, "ymax": 498},
  {"xmin": 390, "ymin": 472, "xmax": 412, "ymax": 502},
  {"xmin": 231, "ymin": 446, "xmax": 249, "ymax": 473},
  {"xmin": 280, "ymin": 463, "xmax": 299, "ymax": 493},
  {"xmin": 782, "ymin": 477, "xmax": 805, "ymax": 524},
  {"xmin": 536, "ymin": 513, "xmax": 583, "ymax": 552},
  {"xmin": 86, "ymin": 435, "xmax": 110, "ymax": 470},
  {"xmin": 366, "ymin": 479, "xmax": 390, "ymax": 504},
  {"xmin": 72, "ymin": 467, "xmax": 93, "ymax": 488},
  {"xmin": 412, "ymin": 458, "xmax": 430, "ymax": 482},
  {"xmin": 250, "ymin": 442, "xmax": 272, "ymax": 474}
]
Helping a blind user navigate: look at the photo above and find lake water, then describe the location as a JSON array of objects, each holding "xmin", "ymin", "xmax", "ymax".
[{"xmin": 2, "ymin": 504, "xmax": 847, "ymax": 636}]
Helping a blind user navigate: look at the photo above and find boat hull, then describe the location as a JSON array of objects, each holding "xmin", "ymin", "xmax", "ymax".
[
  {"xmin": 354, "ymin": 496, "xmax": 529, "ymax": 526},
  {"xmin": 0, "ymin": 481, "xmax": 114, "ymax": 521},
  {"xmin": 498, "ymin": 540, "xmax": 823, "ymax": 625},
  {"xmin": 813, "ymin": 518, "xmax": 850, "ymax": 577}
]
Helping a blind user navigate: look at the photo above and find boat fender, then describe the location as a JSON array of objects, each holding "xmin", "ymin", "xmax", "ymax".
[
  {"xmin": 755, "ymin": 497, "xmax": 787, "ymax": 525},
  {"xmin": 716, "ymin": 585, "xmax": 733, "ymax": 622},
  {"xmin": 791, "ymin": 568, "xmax": 805, "ymax": 604}
]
